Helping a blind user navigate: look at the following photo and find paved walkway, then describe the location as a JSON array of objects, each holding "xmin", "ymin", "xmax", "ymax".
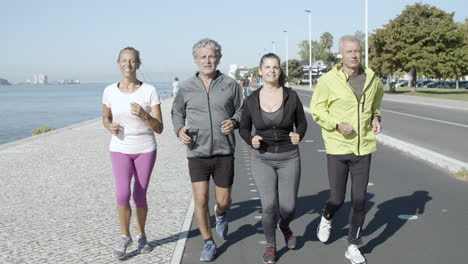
[{"xmin": 0, "ymin": 98, "xmax": 192, "ymax": 264}]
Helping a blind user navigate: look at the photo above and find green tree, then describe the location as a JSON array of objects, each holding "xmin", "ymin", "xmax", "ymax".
[
  {"xmin": 281, "ymin": 59, "xmax": 304, "ymax": 82},
  {"xmin": 369, "ymin": 3, "xmax": 465, "ymax": 92},
  {"xmin": 452, "ymin": 18, "xmax": 468, "ymax": 89},
  {"xmin": 298, "ymin": 39, "xmax": 336, "ymax": 68},
  {"xmin": 370, "ymin": 28, "xmax": 398, "ymax": 92},
  {"xmin": 320, "ymin": 32, "xmax": 334, "ymax": 52}
]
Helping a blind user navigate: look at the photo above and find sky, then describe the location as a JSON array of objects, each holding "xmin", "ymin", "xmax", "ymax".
[{"xmin": 1, "ymin": 0, "xmax": 467, "ymax": 83}]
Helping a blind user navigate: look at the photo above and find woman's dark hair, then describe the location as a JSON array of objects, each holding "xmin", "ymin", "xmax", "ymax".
[{"xmin": 259, "ymin": 53, "xmax": 287, "ymax": 87}]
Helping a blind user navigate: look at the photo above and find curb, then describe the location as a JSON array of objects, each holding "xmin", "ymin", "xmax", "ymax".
[
  {"xmin": 376, "ymin": 134, "xmax": 468, "ymax": 173},
  {"xmin": 170, "ymin": 198, "xmax": 195, "ymax": 264},
  {"xmin": 303, "ymin": 107, "xmax": 468, "ymax": 173}
]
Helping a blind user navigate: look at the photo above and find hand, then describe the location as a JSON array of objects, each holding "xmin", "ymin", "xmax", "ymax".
[
  {"xmin": 251, "ymin": 135, "xmax": 262, "ymax": 149},
  {"xmin": 130, "ymin": 102, "xmax": 149, "ymax": 120},
  {"xmin": 289, "ymin": 132, "xmax": 300, "ymax": 145},
  {"xmin": 338, "ymin": 122, "xmax": 354, "ymax": 136},
  {"xmin": 178, "ymin": 126, "xmax": 192, "ymax": 145},
  {"xmin": 221, "ymin": 119, "xmax": 235, "ymax": 135},
  {"xmin": 108, "ymin": 122, "xmax": 121, "ymax": 135},
  {"xmin": 372, "ymin": 117, "xmax": 382, "ymax": 134}
]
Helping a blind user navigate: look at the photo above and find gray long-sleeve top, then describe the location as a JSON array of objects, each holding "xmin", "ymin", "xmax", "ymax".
[{"xmin": 171, "ymin": 71, "xmax": 243, "ymax": 158}]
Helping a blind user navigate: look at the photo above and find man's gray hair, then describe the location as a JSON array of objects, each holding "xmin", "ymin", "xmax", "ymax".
[
  {"xmin": 192, "ymin": 38, "xmax": 222, "ymax": 60},
  {"xmin": 339, "ymin": 35, "xmax": 362, "ymax": 52}
]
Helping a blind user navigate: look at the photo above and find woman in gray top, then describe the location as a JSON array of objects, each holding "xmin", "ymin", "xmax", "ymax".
[{"xmin": 239, "ymin": 53, "xmax": 307, "ymax": 264}]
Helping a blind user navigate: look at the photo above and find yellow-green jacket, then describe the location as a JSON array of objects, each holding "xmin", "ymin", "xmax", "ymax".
[{"xmin": 310, "ymin": 64, "xmax": 384, "ymax": 156}]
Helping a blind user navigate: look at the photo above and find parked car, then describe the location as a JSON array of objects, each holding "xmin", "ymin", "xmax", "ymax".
[
  {"xmin": 459, "ymin": 81, "xmax": 468, "ymax": 89},
  {"xmin": 440, "ymin": 81, "xmax": 456, "ymax": 89},
  {"xmin": 416, "ymin": 80, "xmax": 433, "ymax": 87},
  {"xmin": 395, "ymin": 80, "xmax": 408, "ymax": 87},
  {"xmin": 424, "ymin": 81, "xmax": 441, "ymax": 88}
]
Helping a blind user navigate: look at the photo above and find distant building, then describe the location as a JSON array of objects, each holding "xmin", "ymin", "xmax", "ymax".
[
  {"xmin": 33, "ymin": 73, "xmax": 48, "ymax": 84},
  {"xmin": 299, "ymin": 60, "xmax": 330, "ymax": 84},
  {"xmin": 0, "ymin": 78, "xmax": 10, "ymax": 85},
  {"xmin": 228, "ymin": 64, "xmax": 252, "ymax": 80},
  {"xmin": 63, "ymin": 79, "xmax": 80, "ymax": 84}
]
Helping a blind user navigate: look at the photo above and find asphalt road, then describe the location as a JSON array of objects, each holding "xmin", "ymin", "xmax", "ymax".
[
  {"xmin": 180, "ymin": 111, "xmax": 468, "ymax": 264},
  {"xmin": 295, "ymin": 89, "xmax": 468, "ymax": 163}
]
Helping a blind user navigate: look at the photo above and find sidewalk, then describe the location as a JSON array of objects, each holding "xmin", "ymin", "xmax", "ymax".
[{"xmin": 0, "ymin": 98, "xmax": 193, "ymax": 264}]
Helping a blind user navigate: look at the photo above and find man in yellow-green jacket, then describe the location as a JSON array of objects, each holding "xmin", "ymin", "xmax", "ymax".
[{"xmin": 310, "ymin": 35, "xmax": 383, "ymax": 264}]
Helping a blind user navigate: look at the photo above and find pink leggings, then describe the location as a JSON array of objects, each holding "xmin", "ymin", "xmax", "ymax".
[{"xmin": 110, "ymin": 150, "xmax": 157, "ymax": 207}]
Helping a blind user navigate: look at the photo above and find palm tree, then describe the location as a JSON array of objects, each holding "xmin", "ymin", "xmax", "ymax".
[{"xmin": 320, "ymin": 32, "xmax": 334, "ymax": 52}]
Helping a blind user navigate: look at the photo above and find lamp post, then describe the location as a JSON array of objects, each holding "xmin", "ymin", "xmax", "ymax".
[
  {"xmin": 305, "ymin": 9, "xmax": 312, "ymax": 89},
  {"xmin": 365, "ymin": 0, "xmax": 369, "ymax": 68},
  {"xmin": 272, "ymin": 41, "xmax": 276, "ymax": 53},
  {"xmin": 283, "ymin": 30, "xmax": 289, "ymax": 78}
]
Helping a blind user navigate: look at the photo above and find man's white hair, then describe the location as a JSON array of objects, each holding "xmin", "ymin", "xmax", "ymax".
[
  {"xmin": 338, "ymin": 35, "xmax": 362, "ymax": 52},
  {"xmin": 192, "ymin": 38, "xmax": 222, "ymax": 60}
]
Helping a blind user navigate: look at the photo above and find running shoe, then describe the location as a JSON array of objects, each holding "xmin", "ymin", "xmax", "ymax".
[
  {"xmin": 317, "ymin": 216, "xmax": 332, "ymax": 242},
  {"xmin": 214, "ymin": 204, "xmax": 228, "ymax": 240},
  {"xmin": 136, "ymin": 233, "xmax": 153, "ymax": 254},
  {"xmin": 112, "ymin": 235, "xmax": 133, "ymax": 260},
  {"xmin": 262, "ymin": 246, "xmax": 276, "ymax": 264},
  {"xmin": 345, "ymin": 244, "xmax": 367, "ymax": 264},
  {"xmin": 200, "ymin": 240, "xmax": 217, "ymax": 262},
  {"xmin": 277, "ymin": 223, "xmax": 297, "ymax": 249}
]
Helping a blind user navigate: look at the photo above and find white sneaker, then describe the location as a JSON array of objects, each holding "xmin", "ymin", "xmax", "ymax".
[
  {"xmin": 345, "ymin": 245, "xmax": 366, "ymax": 264},
  {"xmin": 317, "ymin": 216, "xmax": 332, "ymax": 242}
]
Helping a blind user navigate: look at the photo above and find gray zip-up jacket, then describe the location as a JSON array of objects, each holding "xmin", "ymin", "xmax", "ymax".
[{"xmin": 171, "ymin": 71, "xmax": 243, "ymax": 158}]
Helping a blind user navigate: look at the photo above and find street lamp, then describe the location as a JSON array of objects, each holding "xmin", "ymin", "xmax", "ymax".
[
  {"xmin": 272, "ymin": 41, "xmax": 276, "ymax": 53},
  {"xmin": 365, "ymin": 0, "xmax": 369, "ymax": 68},
  {"xmin": 283, "ymin": 30, "xmax": 289, "ymax": 79},
  {"xmin": 305, "ymin": 10, "xmax": 312, "ymax": 89}
]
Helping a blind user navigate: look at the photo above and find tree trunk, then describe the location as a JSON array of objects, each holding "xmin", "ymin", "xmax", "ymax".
[
  {"xmin": 409, "ymin": 67, "xmax": 417, "ymax": 92},
  {"xmin": 387, "ymin": 72, "xmax": 395, "ymax": 93},
  {"xmin": 456, "ymin": 74, "xmax": 460, "ymax": 90}
]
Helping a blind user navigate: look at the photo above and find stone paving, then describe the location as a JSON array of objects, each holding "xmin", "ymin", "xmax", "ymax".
[{"xmin": 0, "ymin": 98, "xmax": 193, "ymax": 264}]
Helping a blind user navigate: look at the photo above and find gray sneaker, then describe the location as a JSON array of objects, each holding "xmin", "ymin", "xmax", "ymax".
[
  {"xmin": 112, "ymin": 235, "xmax": 133, "ymax": 260},
  {"xmin": 136, "ymin": 233, "xmax": 153, "ymax": 254}
]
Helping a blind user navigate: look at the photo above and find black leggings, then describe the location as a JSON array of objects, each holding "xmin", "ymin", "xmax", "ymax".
[{"xmin": 323, "ymin": 153, "xmax": 371, "ymax": 245}]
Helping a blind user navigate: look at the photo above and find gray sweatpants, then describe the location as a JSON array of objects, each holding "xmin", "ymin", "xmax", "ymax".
[{"xmin": 251, "ymin": 149, "xmax": 301, "ymax": 247}]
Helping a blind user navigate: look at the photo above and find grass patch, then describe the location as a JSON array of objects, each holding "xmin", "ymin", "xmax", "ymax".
[
  {"xmin": 385, "ymin": 87, "xmax": 468, "ymax": 101},
  {"xmin": 454, "ymin": 168, "xmax": 468, "ymax": 181},
  {"xmin": 32, "ymin": 125, "xmax": 55, "ymax": 136}
]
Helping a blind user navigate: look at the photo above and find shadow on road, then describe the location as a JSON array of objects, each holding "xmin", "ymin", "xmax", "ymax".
[{"xmin": 361, "ymin": 190, "xmax": 432, "ymax": 254}]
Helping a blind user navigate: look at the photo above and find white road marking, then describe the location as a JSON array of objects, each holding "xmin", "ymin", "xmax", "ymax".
[
  {"xmin": 254, "ymin": 216, "xmax": 262, "ymax": 219},
  {"xmin": 305, "ymin": 140, "xmax": 315, "ymax": 143},
  {"xmin": 250, "ymin": 189, "xmax": 258, "ymax": 192},
  {"xmin": 382, "ymin": 109, "xmax": 468, "ymax": 128},
  {"xmin": 317, "ymin": 149, "xmax": 326, "ymax": 152},
  {"xmin": 249, "ymin": 183, "xmax": 255, "ymax": 186},
  {"xmin": 398, "ymin": 215, "xmax": 418, "ymax": 220},
  {"xmin": 250, "ymin": 197, "xmax": 260, "ymax": 200},
  {"xmin": 258, "ymin": 241, "xmax": 267, "ymax": 245},
  {"xmin": 368, "ymin": 182, "xmax": 375, "ymax": 186}
]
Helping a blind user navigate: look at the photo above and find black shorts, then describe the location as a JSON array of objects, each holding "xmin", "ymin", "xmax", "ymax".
[{"xmin": 188, "ymin": 155, "xmax": 235, "ymax": 188}]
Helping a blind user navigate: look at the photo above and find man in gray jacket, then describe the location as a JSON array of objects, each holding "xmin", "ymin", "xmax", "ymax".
[{"xmin": 172, "ymin": 38, "xmax": 243, "ymax": 262}]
